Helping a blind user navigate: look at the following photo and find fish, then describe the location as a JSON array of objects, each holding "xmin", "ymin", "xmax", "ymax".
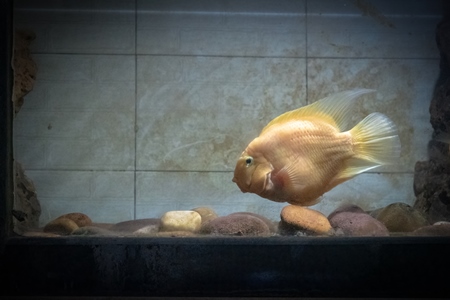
[{"xmin": 232, "ymin": 89, "xmax": 401, "ymax": 206}]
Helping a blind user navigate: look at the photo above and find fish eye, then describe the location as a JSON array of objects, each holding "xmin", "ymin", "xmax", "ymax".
[{"xmin": 245, "ymin": 156, "xmax": 253, "ymax": 166}]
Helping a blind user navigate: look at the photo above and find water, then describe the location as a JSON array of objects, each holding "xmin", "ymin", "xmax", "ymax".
[{"xmin": 11, "ymin": 0, "xmax": 446, "ymax": 237}]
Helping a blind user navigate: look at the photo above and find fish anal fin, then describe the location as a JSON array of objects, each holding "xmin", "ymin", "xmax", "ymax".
[{"xmin": 337, "ymin": 158, "xmax": 379, "ymax": 180}]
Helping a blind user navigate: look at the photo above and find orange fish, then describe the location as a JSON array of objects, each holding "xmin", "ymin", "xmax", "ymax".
[{"xmin": 232, "ymin": 89, "xmax": 401, "ymax": 206}]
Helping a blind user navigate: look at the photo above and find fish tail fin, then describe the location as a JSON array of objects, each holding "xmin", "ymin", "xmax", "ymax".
[{"xmin": 339, "ymin": 113, "xmax": 401, "ymax": 179}]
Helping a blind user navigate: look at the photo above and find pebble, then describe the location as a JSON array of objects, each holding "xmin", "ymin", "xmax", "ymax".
[
  {"xmin": 200, "ymin": 214, "xmax": 270, "ymax": 236},
  {"xmin": 156, "ymin": 231, "xmax": 197, "ymax": 237},
  {"xmin": 56, "ymin": 212, "xmax": 92, "ymax": 227},
  {"xmin": 22, "ymin": 231, "xmax": 60, "ymax": 238},
  {"xmin": 191, "ymin": 207, "xmax": 219, "ymax": 224},
  {"xmin": 328, "ymin": 210, "xmax": 389, "ymax": 237},
  {"xmin": 160, "ymin": 211, "xmax": 202, "ymax": 232},
  {"xmin": 372, "ymin": 202, "xmax": 429, "ymax": 232},
  {"xmin": 133, "ymin": 225, "xmax": 160, "ymax": 236},
  {"xmin": 43, "ymin": 218, "xmax": 79, "ymax": 235},
  {"xmin": 109, "ymin": 218, "xmax": 160, "ymax": 233},
  {"xmin": 279, "ymin": 205, "xmax": 333, "ymax": 235}
]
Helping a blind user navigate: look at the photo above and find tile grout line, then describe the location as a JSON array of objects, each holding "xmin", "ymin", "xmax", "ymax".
[
  {"xmin": 305, "ymin": 0, "xmax": 309, "ymax": 103},
  {"xmin": 133, "ymin": 0, "xmax": 138, "ymax": 220}
]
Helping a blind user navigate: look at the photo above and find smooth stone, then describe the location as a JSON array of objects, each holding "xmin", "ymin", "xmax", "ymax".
[
  {"xmin": 110, "ymin": 218, "xmax": 161, "ymax": 232},
  {"xmin": 411, "ymin": 223, "xmax": 450, "ymax": 236},
  {"xmin": 91, "ymin": 223, "xmax": 115, "ymax": 230},
  {"xmin": 329, "ymin": 211, "xmax": 389, "ymax": 237},
  {"xmin": 160, "ymin": 211, "xmax": 202, "ymax": 232},
  {"xmin": 328, "ymin": 204, "xmax": 366, "ymax": 220},
  {"xmin": 280, "ymin": 205, "xmax": 333, "ymax": 236},
  {"xmin": 43, "ymin": 218, "xmax": 79, "ymax": 235},
  {"xmin": 229, "ymin": 212, "xmax": 277, "ymax": 233},
  {"xmin": 56, "ymin": 212, "xmax": 92, "ymax": 227},
  {"xmin": 72, "ymin": 226, "xmax": 115, "ymax": 236},
  {"xmin": 374, "ymin": 202, "xmax": 429, "ymax": 232},
  {"xmin": 200, "ymin": 214, "xmax": 270, "ymax": 236},
  {"xmin": 191, "ymin": 207, "xmax": 219, "ymax": 224},
  {"xmin": 434, "ymin": 221, "xmax": 450, "ymax": 225}
]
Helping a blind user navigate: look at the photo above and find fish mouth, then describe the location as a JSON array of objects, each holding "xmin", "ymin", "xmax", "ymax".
[{"xmin": 249, "ymin": 166, "xmax": 272, "ymax": 194}]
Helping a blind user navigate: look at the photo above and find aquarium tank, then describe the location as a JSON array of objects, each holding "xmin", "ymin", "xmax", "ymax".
[{"xmin": 1, "ymin": 0, "xmax": 450, "ymax": 298}]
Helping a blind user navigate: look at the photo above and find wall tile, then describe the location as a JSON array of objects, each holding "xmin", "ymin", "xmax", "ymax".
[
  {"xmin": 27, "ymin": 170, "xmax": 93, "ymax": 198},
  {"xmin": 14, "ymin": 54, "xmax": 136, "ymax": 171},
  {"xmin": 136, "ymin": 56, "xmax": 306, "ymax": 171},
  {"xmin": 14, "ymin": 139, "xmax": 47, "ymax": 169},
  {"xmin": 14, "ymin": 0, "xmax": 136, "ymax": 54},
  {"xmin": 92, "ymin": 171, "xmax": 135, "ymax": 198},
  {"xmin": 307, "ymin": 0, "xmax": 441, "ymax": 58},
  {"xmin": 137, "ymin": 0, "xmax": 306, "ymax": 56}
]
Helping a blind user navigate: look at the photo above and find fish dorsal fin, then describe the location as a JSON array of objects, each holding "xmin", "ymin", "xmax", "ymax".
[{"xmin": 261, "ymin": 89, "xmax": 375, "ymax": 134}]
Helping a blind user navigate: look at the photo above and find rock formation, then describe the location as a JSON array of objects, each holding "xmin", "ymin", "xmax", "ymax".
[{"xmin": 413, "ymin": 19, "xmax": 450, "ymax": 223}]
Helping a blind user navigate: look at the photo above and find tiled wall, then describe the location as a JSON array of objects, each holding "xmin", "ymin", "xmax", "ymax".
[{"xmin": 13, "ymin": 0, "xmax": 442, "ymax": 226}]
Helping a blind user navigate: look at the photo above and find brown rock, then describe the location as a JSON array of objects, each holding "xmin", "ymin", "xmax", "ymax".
[
  {"xmin": 280, "ymin": 205, "xmax": 333, "ymax": 236},
  {"xmin": 191, "ymin": 207, "xmax": 219, "ymax": 224},
  {"xmin": 411, "ymin": 223, "xmax": 450, "ymax": 236},
  {"xmin": 374, "ymin": 202, "xmax": 429, "ymax": 232},
  {"xmin": 430, "ymin": 78, "xmax": 450, "ymax": 135},
  {"xmin": 201, "ymin": 214, "xmax": 270, "ymax": 236},
  {"xmin": 229, "ymin": 212, "xmax": 277, "ymax": 233},
  {"xmin": 413, "ymin": 160, "xmax": 450, "ymax": 223},
  {"xmin": 328, "ymin": 211, "xmax": 389, "ymax": 237},
  {"xmin": 109, "ymin": 218, "xmax": 160, "ymax": 232},
  {"xmin": 13, "ymin": 161, "xmax": 41, "ymax": 233},
  {"xmin": 72, "ymin": 226, "xmax": 115, "ymax": 236},
  {"xmin": 436, "ymin": 20, "xmax": 450, "ymax": 72},
  {"xmin": 43, "ymin": 218, "xmax": 79, "ymax": 235},
  {"xmin": 328, "ymin": 204, "xmax": 366, "ymax": 220},
  {"xmin": 56, "ymin": 212, "xmax": 92, "ymax": 227},
  {"xmin": 12, "ymin": 30, "xmax": 37, "ymax": 115}
]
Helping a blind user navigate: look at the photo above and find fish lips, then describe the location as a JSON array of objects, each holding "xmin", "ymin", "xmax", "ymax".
[{"xmin": 233, "ymin": 163, "xmax": 272, "ymax": 194}]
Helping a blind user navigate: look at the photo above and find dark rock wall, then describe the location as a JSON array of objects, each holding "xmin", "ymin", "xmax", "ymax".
[{"xmin": 413, "ymin": 18, "xmax": 450, "ymax": 223}]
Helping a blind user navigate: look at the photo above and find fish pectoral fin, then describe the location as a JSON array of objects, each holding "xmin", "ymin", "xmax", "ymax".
[{"xmin": 272, "ymin": 164, "xmax": 309, "ymax": 199}]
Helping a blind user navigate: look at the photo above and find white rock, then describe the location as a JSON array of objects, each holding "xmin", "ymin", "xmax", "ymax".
[{"xmin": 160, "ymin": 211, "xmax": 202, "ymax": 232}]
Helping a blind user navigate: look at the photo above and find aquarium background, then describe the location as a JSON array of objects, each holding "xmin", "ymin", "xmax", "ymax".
[{"xmin": 13, "ymin": 0, "xmax": 442, "ymax": 226}]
